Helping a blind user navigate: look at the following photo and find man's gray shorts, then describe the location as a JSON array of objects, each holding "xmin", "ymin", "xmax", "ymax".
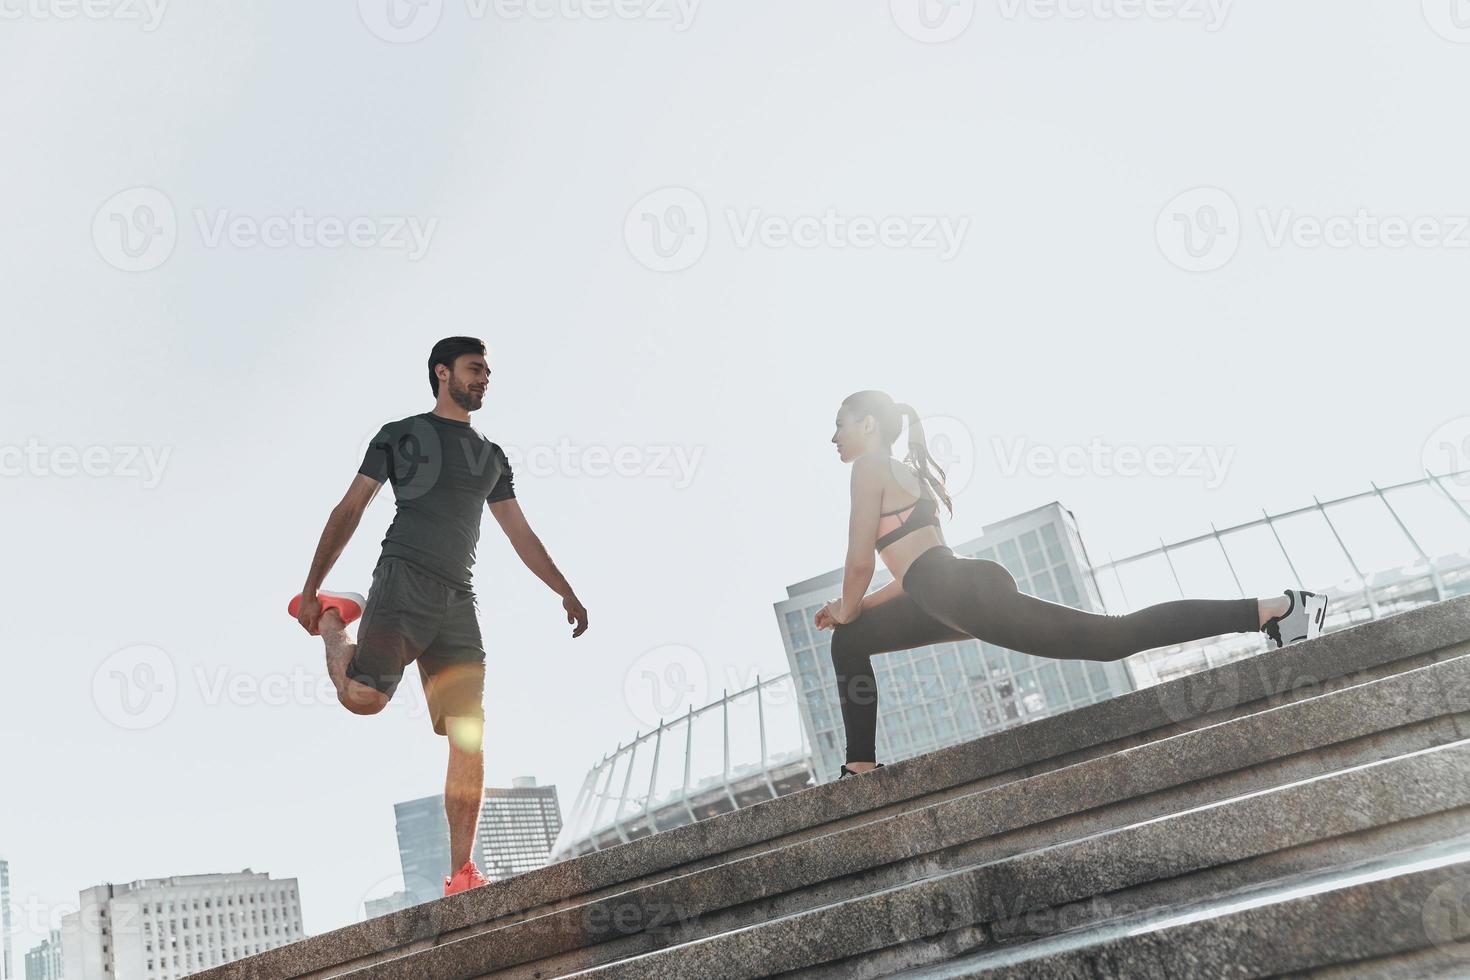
[{"xmin": 345, "ymin": 557, "xmax": 486, "ymax": 736}]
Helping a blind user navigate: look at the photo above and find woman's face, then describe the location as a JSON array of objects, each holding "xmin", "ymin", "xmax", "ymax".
[{"xmin": 830, "ymin": 406, "xmax": 874, "ymax": 463}]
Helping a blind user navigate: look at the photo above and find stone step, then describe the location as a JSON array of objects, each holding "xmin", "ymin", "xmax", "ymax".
[
  {"xmin": 198, "ymin": 595, "xmax": 1470, "ymax": 980},
  {"xmin": 330, "ymin": 654, "xmax": 1470, "ymax": 979},
  {"xmin": 878, "ymin": 835, "xmax": 1470, "ymax": 979},
  {"xmin": 537, "ymin": 738, "xmax": 1470, "ymax": 979}
]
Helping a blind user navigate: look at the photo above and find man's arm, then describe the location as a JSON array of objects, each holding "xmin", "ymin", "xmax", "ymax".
[
  {"xmin": 488, "ymin": 497, "xmax": 588, "ymax": 637},
  {"xmin": 296, "ymin": 473, "xmax": 383, "ymax": 633}
]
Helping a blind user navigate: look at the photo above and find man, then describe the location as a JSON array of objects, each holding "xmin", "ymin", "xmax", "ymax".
[{"xmin": 288, "ymin": 336, "xmax": 588, "ymax": 897}]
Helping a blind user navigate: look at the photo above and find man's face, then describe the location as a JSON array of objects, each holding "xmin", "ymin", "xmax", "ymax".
[{"xmin": 444, "ymin": 355, "xmax": 490, "ymax": 411}]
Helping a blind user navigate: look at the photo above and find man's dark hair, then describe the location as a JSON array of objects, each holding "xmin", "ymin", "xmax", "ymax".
[{"xmin": 428, "ymin": 337, "xmax": 487, "ymax": 395}]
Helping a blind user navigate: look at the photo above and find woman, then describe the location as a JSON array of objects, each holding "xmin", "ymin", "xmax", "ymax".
[{"xmin": 816, "ymin": 390, "xmax": 1329, "ymax": 780}]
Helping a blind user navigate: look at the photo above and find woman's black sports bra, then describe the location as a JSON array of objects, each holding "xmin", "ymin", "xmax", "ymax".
[{"xmin": 875, "ymin": 474, "xmax": 941, "ymax": 552}]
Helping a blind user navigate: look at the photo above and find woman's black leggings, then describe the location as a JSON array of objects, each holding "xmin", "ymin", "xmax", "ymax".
[{"xmin": 830, "ymin": 545, "xmax": 1261, "ymax": 764}]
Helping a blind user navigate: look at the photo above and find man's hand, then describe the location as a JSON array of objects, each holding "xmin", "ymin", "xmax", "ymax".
[
  {"xmin": 295, "ymin": 593, "xmax": 324, "ymax": 636},
  {"xmin": 564, "ymin": 594, "xmax": 589, "ymax": 637}
]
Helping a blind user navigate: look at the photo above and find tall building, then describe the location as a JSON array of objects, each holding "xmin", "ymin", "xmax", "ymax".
[
  {"xmin": 23, "ymin": 931, "xmax": 63, "ymax": 980},
  {"xmin": 385, "ymin": 779, "xmax": 564, "ymax": 907},
  {"xmin": 392, "ymin": 795, "xmax": 478, "ymax": 908},
  {"xmin": 776, "ymin": 502, "xmax": 1132, "ymax": 781},
  {"xmin": 478, "ymin": 778, "xmax": 562, "ymax": 881},
  {"xmin": 1, "ymin": 858, "xmax": 12, "ymax": 980},
  {"xmin": 58, "ymin": 870, "xmax": 302, "ymax": 980}
]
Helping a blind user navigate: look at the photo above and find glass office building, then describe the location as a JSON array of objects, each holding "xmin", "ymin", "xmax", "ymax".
[{"xmin": 479, "ymin": 778, "xmax": 563, "ymax": 882}]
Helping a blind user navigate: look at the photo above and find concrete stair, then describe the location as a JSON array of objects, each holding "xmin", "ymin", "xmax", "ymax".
[{"xmin": 199, "ymin": 595, "xmax": 1470, "ymax": 979}]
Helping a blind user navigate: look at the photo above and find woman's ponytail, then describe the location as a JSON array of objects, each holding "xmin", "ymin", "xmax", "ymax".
[{"xmin": 895, "ymin": 402, "xmax": 954, "ymax": 517}]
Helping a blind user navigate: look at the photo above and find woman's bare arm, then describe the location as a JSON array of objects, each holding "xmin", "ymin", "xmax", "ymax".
[{"xmin": 834, "ymin": 456, "xmax": 885, "ymax": 622}]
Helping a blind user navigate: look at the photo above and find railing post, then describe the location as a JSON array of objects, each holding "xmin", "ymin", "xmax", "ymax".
[
  {"xmin": 1372, "ymin": 480, "xmax": 1445, "ymax": 601},
  {"xmin": 1314, "ymin": 495, "xmax": 1379, "ymax": 619},
  {"xmin": 1261, "ymin": 508, "xmax": 1305, "ymax": 587},
  {"xmin": 1211, "ymin": 522, "xmax": 1247, "ymax": 598},
  {"xmin": 755, "ymin": 676, "xmax": 779, "ymax": 800}
]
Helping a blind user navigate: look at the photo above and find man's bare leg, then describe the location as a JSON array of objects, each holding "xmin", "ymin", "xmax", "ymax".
[
  {"xmin": 320, "ymin": 609, "xmax": 389, "ymax": 714},
  {"xmin": 445, "ymin": 716, "xmax": 485, "ymax": 869}
]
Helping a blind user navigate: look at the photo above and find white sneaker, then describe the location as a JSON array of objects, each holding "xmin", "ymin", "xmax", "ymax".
[{"xmin": 1262, "ymin": 589, "xmax": 1328, "ymax": 648}]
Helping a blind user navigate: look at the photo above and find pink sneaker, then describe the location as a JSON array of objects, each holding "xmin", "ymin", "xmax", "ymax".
[
  {"xmin": 287, "ymin": 590, "xmax": 365, "ymax": 627},
  {"xmin": 444, "ymin": 860, "xmax": 489, "ymax": 896}
]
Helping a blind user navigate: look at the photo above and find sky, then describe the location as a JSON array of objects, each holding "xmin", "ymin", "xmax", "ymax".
[{"xmin": 2, "ymin": 0, "xmax": 1468, "ymax": 954}]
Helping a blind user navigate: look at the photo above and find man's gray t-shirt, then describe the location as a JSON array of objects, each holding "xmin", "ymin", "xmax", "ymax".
[{"xmin": 358, "ymin": 412, "xmax": 515, "ymax": 591}]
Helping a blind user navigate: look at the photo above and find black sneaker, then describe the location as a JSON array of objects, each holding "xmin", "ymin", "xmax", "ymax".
[
  {"xmin": 1262, "ymin": 589, "xmax": 1329, "ymax": 649},
  {"xmin": 838, "ymin": 762, "xmax": 885, "ymax": 780}
]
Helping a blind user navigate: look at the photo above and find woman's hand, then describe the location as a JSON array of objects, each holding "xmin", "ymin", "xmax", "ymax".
[{"xmin": 817, "ymin": 598, "xmax": 856, "ymax": 630}]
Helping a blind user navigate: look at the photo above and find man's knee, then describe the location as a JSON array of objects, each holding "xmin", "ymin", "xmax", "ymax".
[
  {"xmin": 444, "ymin": 715, "xmax": 484, "ymax": 753},
  {"xmin": 338, "ymin": 683, "xmax": 390, "ymax": 716}
]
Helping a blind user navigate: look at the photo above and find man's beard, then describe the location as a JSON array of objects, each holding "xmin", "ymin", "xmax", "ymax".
[{"xmin": 448, "ymin": 379, "xmax": 483, "ymax": 411}]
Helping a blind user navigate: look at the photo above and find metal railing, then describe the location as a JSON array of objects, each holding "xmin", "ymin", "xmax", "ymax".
[{"xmin": 550, "ymin": 674, "xmax": 815, "ymax": 860}]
